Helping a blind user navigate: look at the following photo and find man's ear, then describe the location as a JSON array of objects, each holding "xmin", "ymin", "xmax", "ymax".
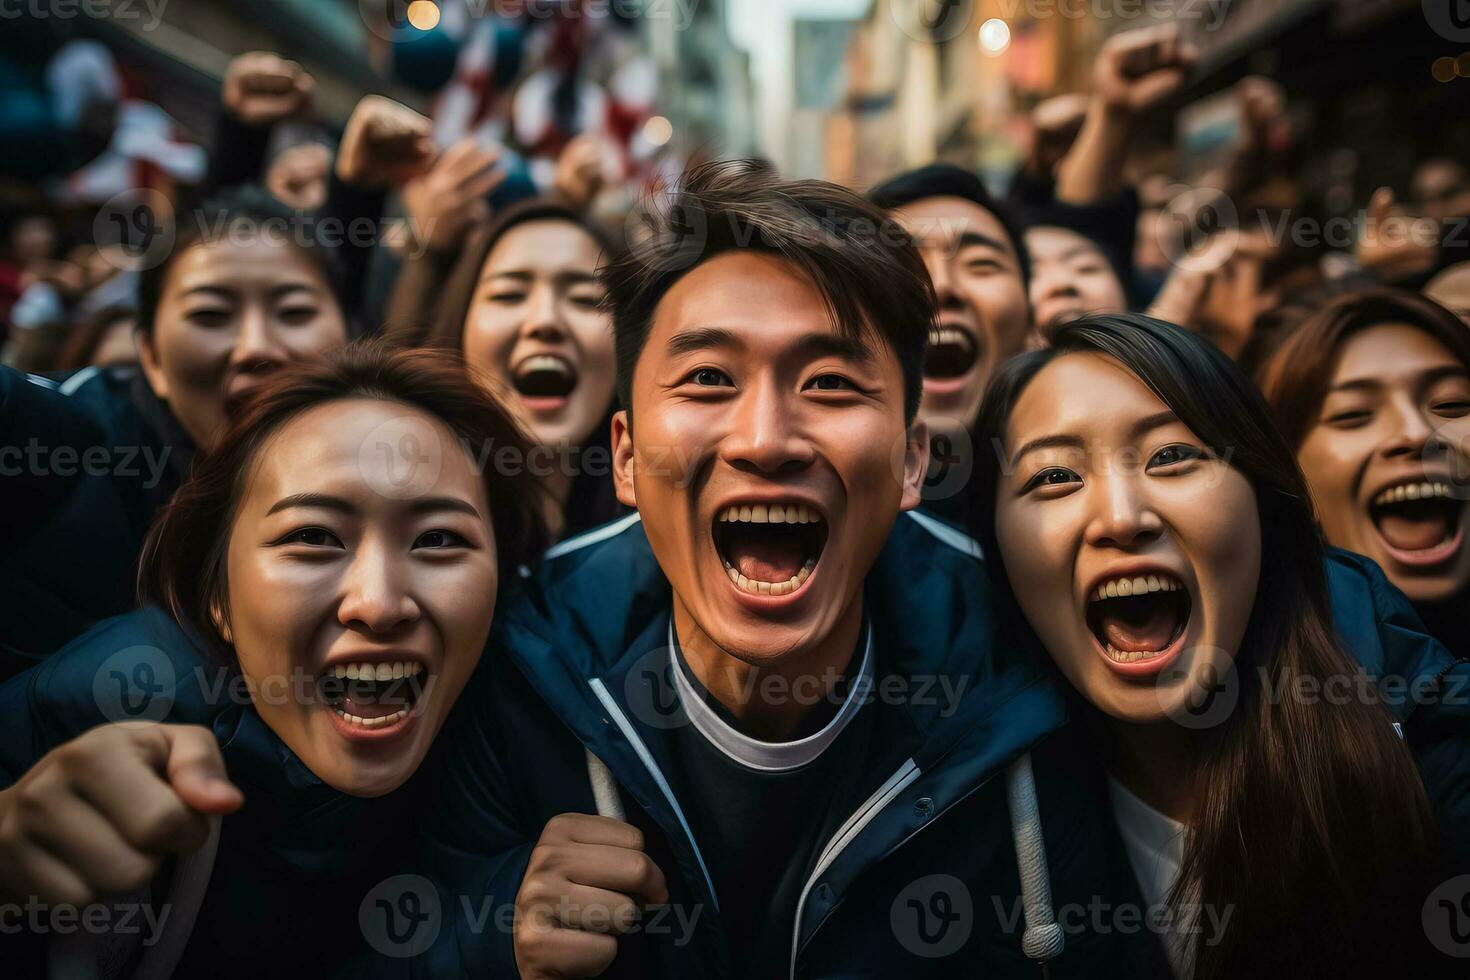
[
  {"xmin": 136, "ymin": 330, "xmax": 170, "ymax": 401},
  {"xmin": 898, "ymin": 418, "xmax": 930, "ymax": 513},
  {"xmin": 611, "ymin": 410, "xmax": 637, "ymax": 509}
]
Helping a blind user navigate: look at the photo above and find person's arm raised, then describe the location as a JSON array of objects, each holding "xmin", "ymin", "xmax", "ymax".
[{"xmin": 1055, "ymin": 25, "xmax": 1195, "ymax": 206}]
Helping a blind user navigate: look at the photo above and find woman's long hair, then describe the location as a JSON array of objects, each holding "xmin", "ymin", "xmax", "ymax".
[
  {"xmin": 972, "ymin": 313, "xmax": 1434, "ymax": 977},
  {"xmin": 138, "ymin": 341, "xmax": 549, "ymax": 658}
]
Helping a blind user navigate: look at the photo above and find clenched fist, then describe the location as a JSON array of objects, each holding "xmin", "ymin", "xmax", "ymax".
[
  {"xmin": 514, "ymin": 813, "xmax": 669, "ymax": 980},
  {"xmin": 223, "ymin": 51, "xmax": 315, "ymax": 127},
  {"xmin": 0, "ymin": 723, "xmax": 243, "ymax": 909},
  {"xmin": 1093, "ymin": 25, "xmax": 1197, "ymax": 118},
  {"xmin": 336, "ymin": 95, "xmax": 437, "ymax": 190}
]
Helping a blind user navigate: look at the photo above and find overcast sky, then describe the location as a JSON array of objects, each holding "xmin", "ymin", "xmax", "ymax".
[{"xmin": 726, "ymin": 0, "xmax": 870, "ymax": 165}]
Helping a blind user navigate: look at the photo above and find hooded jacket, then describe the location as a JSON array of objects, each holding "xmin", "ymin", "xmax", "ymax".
[{"xmin": 388, "ymin": 511, "xmax": 1169, "ymax": 979}]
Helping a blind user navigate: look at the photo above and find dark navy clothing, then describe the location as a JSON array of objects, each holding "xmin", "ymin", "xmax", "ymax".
[{"xmin": 0, "ymin": 365, "xmax": 192, "ymax": 671}]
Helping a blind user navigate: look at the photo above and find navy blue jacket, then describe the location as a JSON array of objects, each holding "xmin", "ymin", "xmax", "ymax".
[
  {"xmin": 385, "ymin": 512, "xmax": 1170, "ymax": 978},
  {"xmin": 0, "ymin": 364, "xmax": 191, "ymax": 669}
]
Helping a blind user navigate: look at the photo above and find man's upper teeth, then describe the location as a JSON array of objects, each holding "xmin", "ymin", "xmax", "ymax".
[
  {"xmin": 718, "ymin": 503, "xmax": 821, "ymax": 524},
  {"xmin": 1373, "ymin": 481, "xmax": 1452, "ymax": 506},
  {"xmin": 1091, "ymin": 574, "xmax": 1182, "ymax": 601},
  {"xmin": 520, "ymin": 355, "xmax": 570, "ymax": 377},
  {"xmin": 331, "ymin": 661, "xmax": 425, "ymax": 680}
]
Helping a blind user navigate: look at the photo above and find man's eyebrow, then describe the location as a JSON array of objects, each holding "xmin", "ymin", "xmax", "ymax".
[
  {"xmin": 666, "ymin": 326, "xmax": 744, "ymax": 359},
  {"xmin": 266, "ymin": 493, "xmax": 353, "ymax": 516},
  {"xmin": 793, "ymin": 332, "xmax": 875, "ymax": 365},
  {"xmin": 956, "ymin": 230, "xmax": 1014, "ymax": 256}
]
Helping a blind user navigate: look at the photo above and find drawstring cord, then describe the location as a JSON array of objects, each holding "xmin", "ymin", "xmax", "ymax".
[
  {"xmin": 1005, "ymin": 752, "xmax": 1065, "ymax": 970},
  {"xmin": 586, "ymin": 748, "xmax": 626, "ymax": 821}
]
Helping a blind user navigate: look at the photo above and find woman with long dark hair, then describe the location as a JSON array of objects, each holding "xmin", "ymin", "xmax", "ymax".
[
  {"xmin": 424, "ymin": 198, "xmax": 624, "ymax": 539},
  {"xmin": 1257, "ymin": 288, "xmax": 1470, "ymax": 658},
  {"xmin": 972, "ymin": 313, "xmax": 1459, "ymax": 977},
  {"xmin": 0, "ymin": 343, "xmax": 545, "ymax": 977}
]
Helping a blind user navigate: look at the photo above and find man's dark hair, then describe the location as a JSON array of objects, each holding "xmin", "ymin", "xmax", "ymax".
[
  {"xmin": 601, "ymin": 159, "xmax": 935, "ymax": 423},
  {"xmin": 868, "ymin": 163, "xmax": 1032, "ymax": 288}
]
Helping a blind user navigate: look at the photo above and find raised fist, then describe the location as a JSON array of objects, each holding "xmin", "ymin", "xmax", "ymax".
[{"xmin": 223, "ymin": 51, "xmax": 314, "ymax": 127}]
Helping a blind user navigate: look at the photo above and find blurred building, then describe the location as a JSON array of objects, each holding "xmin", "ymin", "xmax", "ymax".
[
  {"xmin": 645, "ymin": 0, "xmax": 756, "ymax": 160},
  {"xmin": 832, "ymin": 0, "xmax": 1098, "ymax": 190}
]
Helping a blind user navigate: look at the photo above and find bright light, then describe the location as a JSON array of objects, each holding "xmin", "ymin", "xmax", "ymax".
[
  {"xmin": 406, "ymin": 1, "xmax": 441, "ymax": 31},
  {"xmin": 979, "ymin": 18, "xmax": 1011, "ymax": 55},
  {"xmin": 643, "ymin": 115, "xmax": 674, "ymax": 148}
]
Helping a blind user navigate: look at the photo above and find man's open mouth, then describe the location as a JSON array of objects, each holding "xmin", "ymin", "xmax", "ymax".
[
  {"xmin": 714, "ymin": 503, "xmax": 827, "ymax": 597},
  {"xmin": 317, "ymin": 660, "xmax": 428, "ymax": 729},
  {"xmin": 925, "ymin": 325, "xmax": 980, "ymax": 379},
  {"xmin": 1085, "ymin": 573, "xmax": 1190, "ymax": 666},
  {"xmin": 512, "ymin": 354, "xmax": 579, "ymax": 406},
  {"xmin": 1369, "ymin": 480, "xmax": 1463, "ymax": 564}
]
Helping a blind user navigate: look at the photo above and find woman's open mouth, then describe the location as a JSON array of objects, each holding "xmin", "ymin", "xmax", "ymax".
[
  {"xmin": 317, "ymin": 659, "xmax": 429, "ymax": 737},
  {"xmin": 713, "ymin": 502, "xmax": 827, "ymax": 598},
  {"xmin": 1369, "ymin": 480, "xmax": 1464, "ymax": 568},
  {"xmin": 512, "ymin": 354, "xmax": 579, "ymax": 414},
  {"xmin": 924, "ymin": 325, "xmax": 980, "ymax": 386},
  {"xmin": 1085, "ymin": 572, "xmax": 1191, "ymax": 675}
]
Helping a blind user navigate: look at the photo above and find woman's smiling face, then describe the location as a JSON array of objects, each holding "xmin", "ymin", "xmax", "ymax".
[
  {"xmin": 223, "ymin": 398, "xmax": 498, "ymax": 797},
  {"xmin": 1296, "ymin": 323, "xmax": 1470, "ymax": 603},
  {"xmin": 461, "ymin": 219, "xmax": 613, "ymax": 450},
  {"xmin": 994, "ymin": 352, "xmax": 1261, "ymax": 723}
]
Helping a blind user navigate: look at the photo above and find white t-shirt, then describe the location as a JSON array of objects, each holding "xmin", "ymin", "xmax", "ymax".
[{"xmin": 1107, "ymin": 775, "xmax": 1194, "ymax": 978}]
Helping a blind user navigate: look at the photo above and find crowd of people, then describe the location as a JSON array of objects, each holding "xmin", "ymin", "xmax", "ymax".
[{"xmin": 2, "ymin": 14, "xmax": 1470, "ymax": 980}]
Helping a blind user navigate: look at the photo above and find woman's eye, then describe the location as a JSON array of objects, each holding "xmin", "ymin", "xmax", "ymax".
[
  {"xmin": 1023, "ymin": 467, "xmax": 1081, "ymax": 492},
  {"xmin": 689, "ymin": 368, "xmax": 732, "ymax": 387},
  {"xmin": 488, "ymin": 291, "xmax": 527, "ymax": 304},
  {"xmin": 807, "ymin": 374, "xmax": 853, "ymax": 391},
  {"xmin": 277, "ymin": 305, "xmax": 319, "ymax": 326},
  {"xmin": 279, "ymin": 527, "xmax": 342, "ymax": 548},
  {"xmin": 414, "ymin": 529, "xmax": 468, "ymax": 550},
  {"xmin": 1432, "ymin": 399, "xmax": 1470, "ymax": 418},
  {"xmin": 1325, "ymin": 409, "xmax": 1373, "ymax": 427},
  {"xmin": 1148, "ymin": 444, "xmax": 1204, "ymax": 468},
  {"xmin": 185, "ymin": 309, "xmax": 232, "ymax": 329},
  {"xmin": 569, "ymin": 292, "xmax": 604, "ymax": 310}
]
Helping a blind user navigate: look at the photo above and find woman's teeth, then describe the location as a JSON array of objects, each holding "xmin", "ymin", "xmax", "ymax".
[
  {"xmin": 1090, "ymin": 573, "xmax": 1183, "ymax": 602},
  {"xmin": 723, "ymin": 557, "xmax": 815, "ymax": 596},
  {"xmin": 1103, "ymin": 643, "xmax": 1171, "ymax": 665},
  {"xmin": 333, "ymin": 707, "xmax": 410, "ymax": 728},
  {"xmin": 1372, "ymin": 481, "xmax": 1454, "ymax": 506},
  {"xmin": 717, "ymin": 504, "xmax": 822, "ymax": 524},
  {"xmin": 329, "ymin": 661, "xmax": 424, "ymax": 681}
]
